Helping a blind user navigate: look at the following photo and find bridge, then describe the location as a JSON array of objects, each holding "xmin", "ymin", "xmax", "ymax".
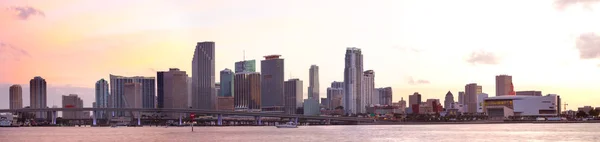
[{"xmin": 0, "ymin": 108, "xmax": 374, "ymax": 126}]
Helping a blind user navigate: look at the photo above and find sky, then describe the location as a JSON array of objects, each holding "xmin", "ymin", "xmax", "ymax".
[{"xmin": 1, "ymin": 0, "xmax": 600, "ymax": 110}]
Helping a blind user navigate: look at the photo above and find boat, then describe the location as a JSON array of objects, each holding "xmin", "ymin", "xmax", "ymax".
[{"xmin": 275, "ymin": 122, "xmax": 298, "ymax": 128}]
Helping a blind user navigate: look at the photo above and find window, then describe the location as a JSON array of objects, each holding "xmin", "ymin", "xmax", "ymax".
[{"xmin": 542, "ymin": 101, "xmax": 551, "ymax": 103}]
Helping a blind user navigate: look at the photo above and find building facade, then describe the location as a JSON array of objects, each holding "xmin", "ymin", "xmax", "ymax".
[
  {"xmin": 30, "ymin": 76, "xmax": 47, "ymax": 119},
  {"xmin": 409, "ymin": 92, "xmax": 422, "ymax": 108},
  {"xmin": 485, "ymin": 95, "xmax": 560, "ymax": 118},
  {"xmin": 192, "ymin": 41, "xmax": 216, "ymax": 110},
  {"xmin": 62, "ymin": 94, "xmax": 83, "ymax": 119},
  {"xmin": 235, "ymin": 60, "xmax": 256, "ymax": 73},
  {"xmin": 110, "ymin": 75, "xmax": 155, "ymax": 116},
  {"xmin": 377, "ymin": 87, "xmax": 392, "ymax": 106},
  {"xmin": 327, "ymin": 87, "xmax": 344, "ymax": 110},
  {"xmin": 95, "ymin": 79, "xmax": 109, "ymax": 119},
  {"xmin": 343, "ymin": 47, "xmax": 363, "ymax": 114},
  {"xmin": 234, "ymin": 72, "xmax": 261, "ymax": 111},
  {"xmin": 362, "ymin": 70, "xmax": 375, "ymax": 109},
  {"xmin": 444, "ymin": 91, "xmax": 454, "ymax": 109},
  {"xmin": 458, "ymin": 91, "xmax": 465, "ymax": 104},
  {"xmin": 123, "ymin": 83, "xmax": 142, "ymax": 117},
  {"xmin": 220, "ymin": 68, "xmax": 234, "ymax": 97},
  {"xmin": 495, "ymin": 75, "xmax": 515, "ymax": 96},
  {"xmin": 157, "ymin": 68, "xmax": 189, "ymax": 118},
  {"xmin": 284, "ymin": 79, "xmax": 303, "ymax": 114},
  {"xmin": 304, "ymin": 99, "xmax": 320, "ymax": 116},
  {"xmin": 477, "ymin": 93, "xmax": 489, "ymax": 113},
  {"xmin": 217, "ymin": 97, "xmax": 234, "ymax": 111},
  {"xmin": 331, "ymin": 81, "xmax": 344, "ymax": 89},
  {"xmin": 308, "ymin": 65, "xmax": 319, "ymax": 101},
  {"xmin": 465, "ymin": 83, "xmax": 482, "ymax": 113},
  {"xmin": 260, "ymin": 55, "xmax": 285, "ymax": 111},
  {"xmin": 9, "ymin": 85, "xmax": 22, "ymax": 109},
  {"xmin": 516, "ymin": 91, "xmax": 542, "ymax": 96}
]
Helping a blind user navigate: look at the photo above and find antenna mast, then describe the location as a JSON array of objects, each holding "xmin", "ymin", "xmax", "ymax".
[{"xmin": 243, "ymin": 50, "xmax": 246, "ymax": 61}]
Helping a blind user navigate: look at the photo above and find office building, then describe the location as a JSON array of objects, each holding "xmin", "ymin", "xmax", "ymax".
[
  {"xmin": 192, "ymin": 41, "xmax": 216, "ymax": 110},
  {"xmin": 217, "ymin": 97, "xmax": 234, "ymax": 111},
  {"xmin": 308, "ymin": 65, "xmax": 320, "ymax": 100},
  {"xmin": 62, "ymin": 94, "xmax": 83, "ymax": 119},
  {"xmin": 220, "ymin": 68, "xmax": 234, "ymax": 97},
  {"xmin": 235, "ymin": 60, "xmax": 256, "ymax": 73},
  {"xmin": 495, "ymin": 75, "xmax": 515, "ymax": 96},
  {"xmin": 409, "ymin": 92, "xmax": 422, "ymax": 108},
  {"xmin": 304, "ymin": 99, "xmax": 320, "ymax": 116},
  {"xmin": 465, "ymin": 83, "xmax": 482, "ymax": 113},
  {"xmin": 9, "ymin": 85, "xmax": 22, "ymax": 109},
  {"xmin": 30, "ymin": 76, "xmax": 47, "ymax": 119},
  {"xmin": 95, "ymin": 79, "xmax": 109, "ymax": 119},
  {"xmin": 234, "ymin": 72, "xmax": 261, "ymax": 111},
  {"xmin": 343, "ymin": 47, "xmax": 363, "ymax": 114},
  {"xmin": 444, "ymin": 91, "xmax": 454, "ymax": 109},
  {"xmin": 458, "ymin": 91, "xmax": 465, "ymax": 104},
  {"xmin": 516, "ymin": 91, "xmax": 542, "ymax": 96},
  {"xmin": 110, "ymin": 75, "xmax": 155, "ymax": 116},
  {"xmin": 377, "ymin": 87, "xmax": 392, "ymax": 105},
  {"xmin": 284, "ymin": 79, "xmax": 303, "ymax": 114},
  {"xmin": 327, "ymin": 87, "xmax": 344, "ymax": 109},
  {"xmin": 157, "ymin": 68, "xmax": 189, "ymax": 118},
  {"xmin": 362, "ymin": 70, "xmax": 375, "ymax": 109},
  {"xmin": 261, "ymin": 55, "xmax": 285, "ymax": 111}
]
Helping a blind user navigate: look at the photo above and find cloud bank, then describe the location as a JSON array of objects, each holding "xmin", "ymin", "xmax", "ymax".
[
  {"xmin": 576, "ymin": 33, "xmax": 600, "ymax": 59},
  {"xmin": 466, "ymin": 50, "xmax": 500, "ymax": 65},
  {"xmin": 7, "ymin": 6, "xmax": 45, "ymax": 20}
]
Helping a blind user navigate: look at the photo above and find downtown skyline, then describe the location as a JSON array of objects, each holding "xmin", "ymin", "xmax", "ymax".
[{"xmin": 2, "ymin": 0, "xmax": 600, "ymax": 110}]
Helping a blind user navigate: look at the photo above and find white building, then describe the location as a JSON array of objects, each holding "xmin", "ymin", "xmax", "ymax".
[
  {"xmin": 361, "ymin": 70, "xmax": 375, "ymax": 113},
  {"xmin": 477, "ymin": 93, "xmax": 488, "ymax": 113},
  {"xmin": 484, "ymin": 95, "xmax": 559, "ymax": 119}
]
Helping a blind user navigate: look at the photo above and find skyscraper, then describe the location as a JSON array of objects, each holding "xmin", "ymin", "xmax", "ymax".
[
  {"xmin": 343, "ymin": 47, "xmax": 363, "ymax": 114},
  {"xmin": 95, "ymin": 79, "xmax": 109, "ymax": 119},
  {"xmin": 9, "ymin": 85, "xmax": 23, "ymax": 109},
  {"xmin": 331, "ymin": 81, "xmax": 344, "ymax": 89},
  {"xmin": 458, "ymin": 91, "xmax": 465, "ymax": 104},
  {"xmin": 235, "ymin": 60, "xmax": 256, "ymax": 73},
  {"xmin": 284, "ymin": 79, "xmax": 303, "ymax": 114},
  {"xmin": 327, "ymin": 87, "xmax": 344, "ymax": 109},
  {"xmin": 377, "ymin": 87, "xmax": 392, "ymax": 105},
  {"xmin": 192, "ymin": 41, "xmax": 216, "ymax": 110},
  {"xmin": 30, "ymin": 76, "xmax": 47, "ymax": 119},
  {"xmin": 465, "ymin": 83, "xmax": 482, "ymax": 113},
  {"xmin": 110, "ymin": 75, "xmax": 155, "ymax": 116},
  {"xmin": 362, "ymin": 70, "xmax": 375, "ymax": 109},
  {"xmin": 308, "ymin": 65, "xmax": 319, "ymax": 101},
  {"xmin": 234, "ymin": 72, "xmax": 261, "ymax": 111},
  {"xmin": 220, "ymin": 68, "xmax": 234, "ymax": 97},
  {"xmin": 261, "ymin": 55, "xmax": 285, "ymax": 111},
  {"xmin": 399, "ymin": 97, "xmax": 407, "ymax": 113},
  {"xmin": 409, "ymin": 92, "xmax": 422, "ymax": 107},
  {"xmin": 495, "ymin": 75, "xmax": 514, "ymax": 96},
  {"xmin": 62, "ymin": 94, "xmax": 83, "ymax": 119},
  {"xmin": 157, "ymin": 68, "xmax": 189, "ymax": 117},
  {"xmin": 444, "ymin": 91, "xmax": 454, "ymax": 109}
]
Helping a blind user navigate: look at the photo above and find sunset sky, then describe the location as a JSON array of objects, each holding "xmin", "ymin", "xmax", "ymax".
[{"xmin": 1, "ymin": 0, "xmax": 600, "ymax": 110}]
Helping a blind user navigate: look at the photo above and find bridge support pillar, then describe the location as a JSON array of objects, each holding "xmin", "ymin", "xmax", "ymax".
[
  {"xmin": 217, "ymin": 114, "xmax": 222, "ymax": 126},
  {"xmin": 256, "ymin": 116, "xmax": 262, "ymax": 126},
  {"xmin": 137, "ymin": 112, "xmax": 141, "ymax": 126},
  {"xmin": 52, "ymin": 111, "xmax": 57, "ymax": 125},
  {"xmin": 179, "ymin": 113, "xmax": 182, "ymax": 126},
  {"xmin": 93, "ymin": 113, "xmax": 97, "ymax": 126},
  {"xmin": 294, "ymin": 117, "xmax": 298, "ymax": 124}
]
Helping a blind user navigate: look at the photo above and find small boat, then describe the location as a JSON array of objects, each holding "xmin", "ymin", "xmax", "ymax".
[{"xmin": 275, "ymin": 122, "xmax": 298, "ymax": 128}]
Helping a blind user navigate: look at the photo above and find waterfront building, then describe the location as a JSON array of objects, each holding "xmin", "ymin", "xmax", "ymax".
[
  {"xmin": 409, "ymin": 92, "xmax": 422, "ymax": 108},
  {"xmin": 234, "ymin": 72, "xmax": 261, "ymax": 111},
  {"xmin": 477, "ymin": 93, "xmax": 489, "ymax": 113},
  {"xmin": 192, "ymin": 41, "xmax": 216, "ymax": 110},
  {"xmin": 465, "ymin": 83, "xmax": 482, "ymax": 113},
  {"xmin": 110, "ymin": 75, "xmax": 155, "ymax": 116},
  {"xmin": 30, "ymin": 76, "xmax": 47, "ymax": 119},
  {"xmin": 485, "ymin": 95, "xmax": 560, "ymax": 119},
  {"xmin": 235, "ymin": 60, "xmax": 256, "ymax": 73},
  {"xmin": 62, "ymin": 94, "xmax": 83, "ymax": 119},
  {"xmin": 444, "ymin": 91, "xmax": 454, "ymax": 109},
  {"xmin": 308, "ymin": 65, "xmax": 320, "ymax": 101},
  {"xmin": 157, "ymin": 68, "xmax": 188, "ymax": 118},
  {"xmin": 284, "ymin": 79, "xmax": 303, "ymax": 114},
  {"xmin": 220, "ymin": 68, "xmax": 234, "ymax": 97},
  {"xmin": 95, "ymin": 79, "xmax": 109, "ymax": 119},
  {"xmin": 362, "ymin": 70, "xmax": 375, "ymax": 109},
  {"xmin": 516, "ymin": 91, "xmax": 542, "ymax": 96},
  {"xmin": 495, "ymin": 75, "xmax": 515, "ymax": 96},
  {"xmin": 377, "ymin": 87, "xmax": 392, "ymax": 105},
  {"xmin": 327, "ymin": 87, "xmax": 344, "ymax": 109},
  {"xmin": 303, "ymin": 99, "xmax": 320, "ymax": 116},
  {"xmin": 261, "ymin": 55, "xmax": 285, "ymax": 112},
  {"xmin": 344, "ymin": 47, "xmax": 363, "ymax": 114},
  {"xmin": 9, "ymin": 85, "xmax": 22, "ymax": 109}
]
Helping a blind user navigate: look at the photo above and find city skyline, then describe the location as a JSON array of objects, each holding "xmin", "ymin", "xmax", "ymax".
[{"xmin": 2, "ymin": 0, "xmax": 600, "ymax": 110}]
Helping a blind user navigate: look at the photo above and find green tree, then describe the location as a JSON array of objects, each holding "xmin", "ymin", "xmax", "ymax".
[
  {"xmin": 576, "ymin": 111, "xmax": 588, "ymax": 118},
  {"xmin": 589, "ymin": 109, "xmax": 599, "ymax": 117}
]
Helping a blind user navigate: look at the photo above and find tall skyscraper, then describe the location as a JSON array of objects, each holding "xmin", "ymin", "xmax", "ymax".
[
  {"xmin": 110, "ymin": 75, "xmax": 155, "ymax": 116},
  {"xmin": 62, "ymin": 94, "xmax": 83, "ymax": 119},
  {"xmin": 95, "ymin": 79, "xmax": 109, "ymax": 119},
  {"xmin": 458, "ymin": 91, "xmax": 465, "ymax": 104},
  {"xmin": 362, "ymin": 70, "xmax": 375, "ymax": 109},
  {"xmin": 495, "ymin": 75, "xmax": 514, "ymax": 96},
  {"xmin": 377, "ymin": 87, "xmax": 392, "ymax": 105},
  {"xmin": 220, "ymin": 68, "xmax": 234, "ymax": 97},
  {"xmin": 234, "ymin": 72, "xmax": 261, "ymax": 111},
  {"xmin": 192, "ymin": 41, "xmax": 216, "ymax": 110},
  {"xmin": 409, "ymin": 92, "xmax": 422, "ymax": 108},
  {"xmin": 30, "ymin": 76, "xmax": 47, "ymax": 119},
  {"xmin": 9, "ymin": 85, "xmax": 23, "ymax": 109},
  {"xmin": 343, "ymin": 47, "xmax": 363, "ymax": 114},
  {"xmin": 157, "ymin": 68, "xmax": 189, "ymax": 117},
  {"xmin": 327, "ymin": 87, "xmax": 344, "ymax": 109},
  {"xmin": 261, "ymin": 55, "xmax": 285, "ymax": 111},
  {"xmin": 284, "ymin": 79, "xmax": 303, "ymax": 114},
  {"xmin": 444, "ymin": 91, "xmax": 454, "ymax": 109},
  {"xmin": 465, "ymin": 83, "xmax": 482, "ymax": 113},
  {"xmin": 235, "ymin": 60, "xmax": 256, "ymax": 73},
  {"xmin": 308, "ymin": 65, "xmax": 319, "ymax": 101}
]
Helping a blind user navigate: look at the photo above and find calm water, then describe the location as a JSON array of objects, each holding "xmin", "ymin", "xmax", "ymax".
[{"xmin": 1, "ymin": 124, "xmax": 600, "ymax": 142}]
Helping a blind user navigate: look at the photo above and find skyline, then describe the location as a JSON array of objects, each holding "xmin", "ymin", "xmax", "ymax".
[{"xmin": 2, "ymin": 0, "xmax": 600, "ymax": 110}]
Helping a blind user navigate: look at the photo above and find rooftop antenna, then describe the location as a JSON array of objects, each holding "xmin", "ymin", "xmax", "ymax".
[{"xmin": 243, "ymin": 50, "xmax": 246, "ymax": 61}]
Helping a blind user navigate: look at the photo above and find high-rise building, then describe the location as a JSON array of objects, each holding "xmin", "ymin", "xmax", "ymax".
[
  {"xmin": 362, "ymin": 70, "xmax": 375, "ymax": 109},
  {"xmin": 30, "ymin": 76, "xmax": 47, "ymax": 119},
  {"xmin": 110, "ymin": 75, "xmax": 155, "ymax": 113},
  {"xmin": 458, "ymin": 91, "xmax": 465, "ymax": 104},
  {"xmin": 220, "ymin": 68, "xmax": 234, "ymax": 97},
  {"xmin": 215, "ymin": 83, "xmax": 221, "ymax": 100},
  {"xmin": 399, "ymin": 97, "xmax": 407, "ymax": 113},
  {"xmin": 234, "ymin": 72, "xmax": 261, "ymax": 111},
  {"xmin": 377, "ymin": 87, "xmax": 392, "ymax": 105},
  {"xmin": 284, "ymin": 79, "xmax": 303, "ymax": 114},
  {"xmin": 9, "ymin": 85, "xmax": 23, "ymax": 109},
  {"xmin": 496, "ymin": 75, "xmax": 515, "ymax": 96},
  {"xmin": 192, "ymin": 41, "xmax": 216, "ymax": 110},
  {"xmin": 409, "ymin": 92, "xmax": 422, "ymax": 108},
  {"xmin": 62, "ymin": 94, "xmax": 83, "ymax": 119},
  {"xmin": 187, "ymin": 77, "xmax": 192, "ymax": 108},
  {"xmin": 95, "ymin": 79, "xmax": 109, "ymax": 119},
  {"xmin": 327, "ymin": 87, "xmax": 344, "ymax": 109},
  {"xmin": 235, "ymin": 60, "xmax": 256, "ymax": 73},
  {"xmin": 331, "ymin": 81, "xmax": 344, "ymax": 89},
  {"xmin": 465, "ymin": 83, "xmax": 482, "ymax": 113},
  {"xmin": 516, "ymin": 91, "xmax": 542, "ymax": 96},
  {"xmin": 261, "ymin": 55, "xmax": 285, "ymax": 112},
  {"xmin": 157, "ymin": 68, "xmax": 188, "ymax": 117},
  {"xmin": 444, "ymin": 91, "xmax": 454, "ymax": 109},
  {"xmin": 343, "ymin": 47, "xmax": 363, "ymax": 114},
  {"xmin": 308, "ymin": 65, "xmax": 319, "ymax": 101}
]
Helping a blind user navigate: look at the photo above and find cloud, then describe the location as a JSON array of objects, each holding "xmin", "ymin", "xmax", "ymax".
[
  {"xmin": 0, "ymin": 41, "xmax": 31, "ymax": 61},
  {"xmin": 554, "ymin": 0, "xmax": 600, "ymax": 10},
  {"xmin": 576, "ymin": 33, "xmax": 600, "ymax": 59},
  {"xmin": 408, "ymin": 77, "xmax": 430, "ymax": 85},
  {"xmin": 466, "ymin": 50, "xmax": 500, "ymax": 65},
  {"xmin": 7, "ymin": 6, "xmax": 45, "ymax": 20}
]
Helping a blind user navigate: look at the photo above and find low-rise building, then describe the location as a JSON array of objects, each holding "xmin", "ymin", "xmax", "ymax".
[{"xmin": 484, "ymin": 95, "xmax": 559, "ymax": 119}]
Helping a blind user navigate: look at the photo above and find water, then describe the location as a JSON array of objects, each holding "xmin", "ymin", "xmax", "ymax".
[{"xmin": 1, "ymin": 124, "xmax": 600, "ymax": 142}]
